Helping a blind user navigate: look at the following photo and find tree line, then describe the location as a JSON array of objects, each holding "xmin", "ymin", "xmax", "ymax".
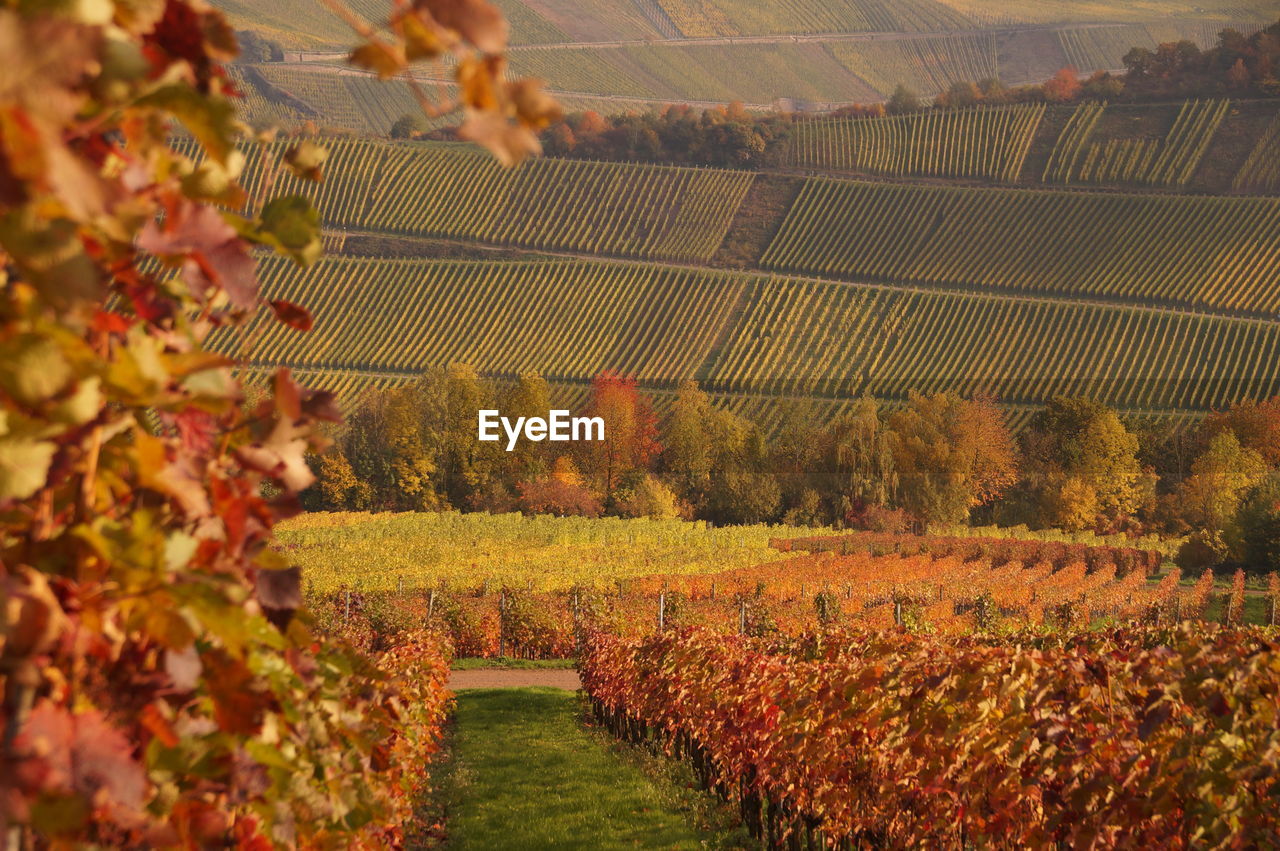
[{"xmin": 307, "ymin": 368, "xmax": 1280, "ymax": 573}]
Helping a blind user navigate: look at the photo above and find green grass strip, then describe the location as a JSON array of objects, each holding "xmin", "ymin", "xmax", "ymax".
[
  {"xmin": 446, "ymin": 688, "xmax": 708, "ymax": 850},
  {"xmin": 451, "ymin": 657, "xmax": 578, "ymax": 670}
]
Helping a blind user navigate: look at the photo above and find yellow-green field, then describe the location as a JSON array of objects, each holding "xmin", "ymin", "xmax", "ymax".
[{"xmin": 279, "ymin": 511, "xmax": 819, "ymax": 592}]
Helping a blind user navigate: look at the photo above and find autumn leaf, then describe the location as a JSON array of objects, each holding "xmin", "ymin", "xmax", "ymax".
[
  {"xmin": 2, "ymin": 567, "xmax": 69, "ymax": 659},
  {"xmin": 269, "ymin": 299, "xmax": 314, "ymax": 332},
  {"xmin": 256, "ymin": 565, "xmax": 302, "ymax": 630},
  {"xmin": 138, "ymin": 201, "xmax": 258, "ymax": 309},
  {"xmin": 349, "ymin": 40, "xmax": 406, "ymax": 78},
  {"xmin": 16, "ymin": 701, "xmax": 148, "ymax": 818},
  {"xmin": 0, "ymin": 436, "xmax": 57, "ymax": 501},
  {"xmin": 418, "ymin": 0, "xmax": 509, "ymax": 53},
  {"xmin": 203, "ymin": 652, "xmax": 276, "ymax": 736},
  {"xmin": 283, "ymin": 141, "xmax": 328, "ymax": 183},
  {"xmin": 458, "ymin": 110, "xmax": 541, "ymax": 168},
  {"xmin": 258, "ymin": 195, "xmax": 322, "ymax": 267},
  {"xmin": 507, "ymin": 78, "xmax": 562, "ymax": 129}
]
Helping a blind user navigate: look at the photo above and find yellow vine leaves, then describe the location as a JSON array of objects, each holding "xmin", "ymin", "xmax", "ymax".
[{"xmin": 339, "ymin": 0, "xmax": 562, "ymax": 165}]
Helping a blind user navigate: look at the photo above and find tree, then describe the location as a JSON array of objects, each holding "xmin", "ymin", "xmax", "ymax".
[
  {"xmin": 888, "ymin": 393, "xmax": 1018, "ymax": 527},
  {"xmin": 316, "ymin": 446, "xmax": 370, "ymax": 510},
  {"xmin": 1025, "ymin": 398, "xmax": 1146, "ymax": 529},
  {"xmin": 938, "ymin": 80, "xmax": 983, "ymax": 108},
  {"xmin": 1178, "ymin": 431, "xmax": 1268, "ymax": 543},
  {"xmin": 420, "ymin": 363, "xmax": 503, "ymax": 510},
  {"xmin": 662, "ymin": 381, "xmax": 717, "ymax": 507},
  {"xmin": 886, "ymin": 84, "xmax": 924, "ymax": 114},
  {"xmin": 821, "ymin": 398, "xmax": 898, "ymax": 524},
  {"xmin": 1236, "ymin": 473, "xmax": 1280, "ymax": 573},
  {"xmin": 1199, "ymin": 397, "xmax": 1280, "ymax": 465},
  {"xmin": 1042, "ymin": 67, "xmax": 1082, "ymax": 102},
  {"xmin": 391, "ymin": 112, "xmax": 430, "ymax": 138},
  {"xmin": 501, "ymin": 372, "xmax": 553, "ymax": 484},
  {"xmin": 578, "ymin": 372, "xmax": 659, "ymax": 509}
]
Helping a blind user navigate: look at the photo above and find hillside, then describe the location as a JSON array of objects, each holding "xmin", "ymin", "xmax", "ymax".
[
  {"xmin": 213, "ymin": 0, "xmax": 1271, "ymax": 132},
  {"xmin": 194, "ymin": 5, "xmax": 1280, "ymax": 439}
]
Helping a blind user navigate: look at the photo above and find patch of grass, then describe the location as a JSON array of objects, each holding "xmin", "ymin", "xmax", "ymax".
[
  {"xmin": 450, "ymin": 657, "xmax": 578, "ymax": 670},
  {"xmin": 581, "ymin": 713, "xmax": 754, "ymax": 849},
  {"xmin": 445, "ymin": 688, "xmax": 712, "ymax": 850}
]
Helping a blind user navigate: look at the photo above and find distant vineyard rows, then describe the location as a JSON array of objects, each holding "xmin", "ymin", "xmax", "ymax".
[
  {"xmin": 1235, "ymin": 113, "xmax": 1280, "ymax": 193},
  {"xmin": 1044, "ymin": 99, "xmax": 1228, "ymax": 188},
  {"xmin": 786, "ymin": 103, "xmax": 1044, "ymax": 180},
  {"xmin": 230, "ymin": 139, "xmax": 754, "ymax": 263},
  {"xmin": 652, "ymin": 0, "xmax": 975, "ymax": 37},
  {"xmin": 761, "ymin": 176, "xmax": 1280, "ymax": 313},
  {"xmin": 227, "ymin": 255, "xmax": 1280, "ymax": 413}
]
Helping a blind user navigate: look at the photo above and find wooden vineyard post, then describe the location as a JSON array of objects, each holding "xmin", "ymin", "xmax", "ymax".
[
  {"xmin": 344, "ymin": 588, "xmax": 352, "ymax": 623},
  {"xmin": 499, "ymin": 590, "xmax": 507, "ymax": 658},
  {"xmin": 894, "ymin": 599, "xmax": 903, "ymax": 627},
  {"xmin": 658, "ymin": 592, "xmax": 665, "ymax": 633},
  {"xmin": 397, "ymin": 575, "xmax": 403, "ymax": 595},
  {"xmin": 739, "ymin": 599, "xmax": 747, "ymax": 635},
  {"xmin": 573, "ymin": 590, "xmax": 582, "ymax": 655},
  {"xmin": 710, "ymin": 581, "xmax": 716, "ymax": 601},
  {"xmin": 428, "ymin": 588, "xmax": 436, "ymax": 620}
]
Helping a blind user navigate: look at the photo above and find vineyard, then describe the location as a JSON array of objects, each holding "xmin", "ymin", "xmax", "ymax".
[
  {"xmin": 1056, "ymin": 23, "xmax": 1154, "ymax": 70},
  {"xmin": 1234, "ymin": 113, "xmax": 1280, "ymax": 193},
  {"xmin": 786, "ymin": 104, "xmax": 1044, "ymax": 180},
  {"xmin": 652, "ymin": 0, "xmax": 976, "ymax": 36},
  {"xmin": 314, "ymin": 525, "xmax": 1278, "ymax": 659},
  {"xmin": 230, "ymin": 139, "xmax": 755, "ymax": 263},
  {"xmin": 229, "ymin": 252, "xmax": 1280, "ymax": 413},
  {"xmin": 234, "ymin": 255, "xmax": 746, "ymax": 383},
  {"xmin": 826, "ymin": 34, "xmax": 999, "ymax": 98},
  {"xmin": 1079, "ymin": 100, "xmax": 1229, "ymax": 187},
  {"xmin": 581, "ymin": 624, "xmax": 1279, "ymax": 846},
  {"xmin": 280, "ymin": 511, "xmax": 815, "ymax": 593},
  {"xmin": 1042, "ymin": 99, "xmax": 1229, "ymax": 188},
  {"xmin": 761, "ymin": 177, "xmax": 1280, "ymax": 314},
  {"xmin": 508, "ymin": 42, "xmax": 876, "ymax": 105}
]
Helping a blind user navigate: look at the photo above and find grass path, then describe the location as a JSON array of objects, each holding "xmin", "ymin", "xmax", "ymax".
[{"xmin": 444, "ymin": 688, "xmax": 714, "ymax": 850}]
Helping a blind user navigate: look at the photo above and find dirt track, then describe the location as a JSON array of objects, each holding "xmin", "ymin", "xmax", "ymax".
[{"xmin": 448, "ymin": 669, "xmax": 582, "ymax": 690}]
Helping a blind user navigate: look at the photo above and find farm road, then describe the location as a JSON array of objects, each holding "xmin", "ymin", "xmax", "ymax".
[{"xmin": 449, "ymin": 668, "xmax": 582, "ymax": 690}]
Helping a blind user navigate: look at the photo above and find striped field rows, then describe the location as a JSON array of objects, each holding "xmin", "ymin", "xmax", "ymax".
[
  {"xmin": 760, "ymin": 177, "xmax": 1280, "ymax": 314},
  {"xmin": 231, "ymin": 139, "xmax": 754, "ymax": 263},
  {"xmin": 786, "ymin": 104, "xmax": 1044, "ymax": 181},
  {"xmin": 225, "ymin": 255, "xmax": 1280, "ymax": 414}
]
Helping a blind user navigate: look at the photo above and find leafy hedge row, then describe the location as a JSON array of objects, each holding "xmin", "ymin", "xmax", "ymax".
[
  {"xmin": 772, "ymin": 532, "xmax": 1162, "ymax": 577},
  {"xmin": 582, "ymin": 625, "xmax": 1280, "ymax": 847}
]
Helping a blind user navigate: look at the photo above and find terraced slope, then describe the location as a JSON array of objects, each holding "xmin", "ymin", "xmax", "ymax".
[
  {"xmin": 1234, "ymin": 114, "xmax": 1280, "ymax": 193},
  {"xmin": 826, "ymin": 34, "xmax": 999, "ymax": 98},
  {"xmin": 760, "ymin": 178, "xmax": 1280, "ymax": 314},
  {"xmin": 240, "ymin": 256, "xmax": 747, "ymax": 384},
  {"xmin": 1043, "ymin": 99, "xmax": 1230, "ymax": 188},
  {"xmin": 653, "ymin": 0, "xmax": 974, "ymax": 36},
  {"xmin": 786, "ymin": 104, "xmax": 1045, "ymax": 180},
  {"xmin": 225, "ymin": 255, "xmax": 1280, "ymax": 416},
  {"xmin": 230, "ymin": 139, "xmax": 754, "ymax": 263}
]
